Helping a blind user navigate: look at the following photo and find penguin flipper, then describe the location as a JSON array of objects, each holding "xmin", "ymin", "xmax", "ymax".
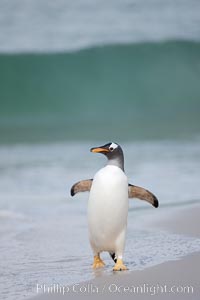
[
  {"xmin": 70, "ymin": 179, "xmax": 93, "ymax": 196},
  {"xmin": 128, "ymin": 184, "xmax": 159, "ymax": 208}
]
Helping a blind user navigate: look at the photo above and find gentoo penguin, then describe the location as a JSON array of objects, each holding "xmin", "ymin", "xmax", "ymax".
[{"xmin": 71, "ymin": 142, "xmax": 158, "ymax": 271}]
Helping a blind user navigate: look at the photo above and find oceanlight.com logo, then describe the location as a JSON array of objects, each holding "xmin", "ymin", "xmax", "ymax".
[
  {"xmin": 107, "ymin": 283, "xmax": 194, "ymax": 295},
  {"xmin": 36, "ymin": 283, "xmax": 194, "ymax": 295}
]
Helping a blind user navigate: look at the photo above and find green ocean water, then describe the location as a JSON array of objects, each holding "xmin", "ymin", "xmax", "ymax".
[{"xmin": 1, "ymin": 41, "xmax": 200, "ymax": 143}]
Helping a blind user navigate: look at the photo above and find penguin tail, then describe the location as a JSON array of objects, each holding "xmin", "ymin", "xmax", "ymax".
[{"xmin": 109, "ymin": 252, "xmax": 117, "ymax": 263}]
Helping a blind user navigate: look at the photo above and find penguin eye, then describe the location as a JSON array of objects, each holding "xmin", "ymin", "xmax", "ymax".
[{"xmin": 109, "ymin": 142, "xmax": 118, "ymax": 152}]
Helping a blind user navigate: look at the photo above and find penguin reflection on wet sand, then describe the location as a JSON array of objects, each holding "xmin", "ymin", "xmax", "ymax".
[{"xmin": 71, "ymin": 142, "xmax": 159, "ymax": 271}]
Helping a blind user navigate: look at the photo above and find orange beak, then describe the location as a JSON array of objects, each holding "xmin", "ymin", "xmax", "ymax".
[{"xmin": 90, "ymin": 147, "xmax": 109, "ymax": 153}]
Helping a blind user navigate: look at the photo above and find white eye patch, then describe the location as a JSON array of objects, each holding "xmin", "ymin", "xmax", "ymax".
[{"xmin": 109, "ymin": 142, "xmax": 118, "ymax": 151}]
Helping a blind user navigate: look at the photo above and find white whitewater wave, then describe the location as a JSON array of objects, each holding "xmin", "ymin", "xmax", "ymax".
[{"xmin": 0, "ymin": 0, "xmax": 200, "ymax": 53}]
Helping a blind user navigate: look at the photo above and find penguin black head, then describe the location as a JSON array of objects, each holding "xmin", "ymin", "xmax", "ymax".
[{"xmin": 90, "ymin": 142, "xmax": 124, "ymax": 171}]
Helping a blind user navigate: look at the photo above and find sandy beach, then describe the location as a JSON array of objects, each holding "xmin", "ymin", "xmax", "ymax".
[{"xmin": 31, "ymin": 203, "xmax": 200, "ymax": 300}]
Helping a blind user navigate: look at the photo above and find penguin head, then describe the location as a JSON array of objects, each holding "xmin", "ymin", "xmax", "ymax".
[
  {"xmin": 90, "ymin": 142, "xmax": 124, "ymax": 167},
  {"xmin": 90, "ymin": 142, "xmax": 118, "ymax": 155}
]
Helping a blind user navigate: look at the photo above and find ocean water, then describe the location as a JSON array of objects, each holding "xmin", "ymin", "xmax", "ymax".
[
  {"xmin": 0, "ymin": 1, "xmax": 200, "ymax": 143},
  {"xmin": 1, "ymin": 1, "xmax": 200, "ymax": 299},
  {"xmin": 1, "ymin": 41, "xmax": 200, "ymax": 143}
]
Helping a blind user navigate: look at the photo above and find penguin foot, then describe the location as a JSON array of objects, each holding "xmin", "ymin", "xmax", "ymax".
[
  {"xmin": 113, "ymin": 259, "xmax": 128, "ymax": 271},
  {"xmin": 92, "ymin": 255, "xmax": 105, "ymax": 269}
]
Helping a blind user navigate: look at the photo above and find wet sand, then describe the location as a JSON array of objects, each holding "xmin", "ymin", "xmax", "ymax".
[{"xmin": 31, "ymin": 204, "xmax": 200, "ymax": 300}]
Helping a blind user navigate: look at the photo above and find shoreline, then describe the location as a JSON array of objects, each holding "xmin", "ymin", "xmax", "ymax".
[{"xmin": 31, "ymin": 203, "xmax": 200, "ymax": 300}]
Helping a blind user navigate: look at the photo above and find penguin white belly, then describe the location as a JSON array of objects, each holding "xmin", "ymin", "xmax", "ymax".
[{"xmin": 88, "ymin": 165, "xmax": 128, "ymax": 254}]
